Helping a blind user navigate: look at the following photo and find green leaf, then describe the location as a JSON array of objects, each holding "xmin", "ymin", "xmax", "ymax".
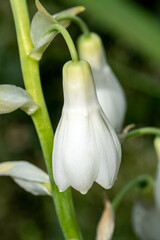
[{"xmin": 0, "ymin": 85, "xmax": 39, "ymax": 115}]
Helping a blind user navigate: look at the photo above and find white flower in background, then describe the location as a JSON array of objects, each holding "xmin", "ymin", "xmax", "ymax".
[
  {"xmin": 78, "ymin": 33, "xmax": 126, "ymax": 132},
  {"xmin": 52, "ymin": 60, "xmax": 121, "ymax": 194},
  {"xmin": 132, "ymin": 202, "xmax": 160, "ymax": 240},
  {"xmin": 132, "ymin": 137, "xmax": 160, "ymax": 240},
  {"xmin": 0, "ymin": 161, "xmax": 51, "ymax": 195}
]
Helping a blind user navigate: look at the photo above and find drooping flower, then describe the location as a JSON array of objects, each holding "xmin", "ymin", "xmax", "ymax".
[
  {"xmin": 52, "ymin": 60, "xmax": 121, "ymax": 194},
  {"xmin": 77, "ymin": 33, "xmax": 126, "ymax": 132},
  {"xmin": 132, "ymin": 137, "xmax": 160, "ymax": 240},
  {"xmin": 0, "ymin": 161, "xmax": 51, "ymax": 196},
  {"xmin": 0, "ymin": 84, "xmax": 39, "ymax": 115}
]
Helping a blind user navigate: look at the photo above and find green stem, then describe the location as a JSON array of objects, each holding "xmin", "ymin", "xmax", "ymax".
[
  {"xmin": 45, "ymin": 24, "xmax": 79, "ymax": 62},
  {"xmin": 9, "ymin": 0, "xmax": 82, "ymax": 239},
  {"xmin": 56, "ymin": 14, "xmax": 90, "ymax": 36},
  {"xmin": 112, "ymin": 175, "xmax": 154, "ymax": 211},
  {"xmin": 124, "ymin": 127, "xmax": 160, "ymax": 140}
]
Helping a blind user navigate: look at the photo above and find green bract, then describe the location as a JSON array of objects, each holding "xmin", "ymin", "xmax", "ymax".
[
  {"xmin": 0, "ymin": 161, "xmax": 51, "ymax": 195},
  {"xmin": 0, "ymin": 85, "xmax": 39, "ymax": 115},
  {"xmin": 29, "ymin": 0, "xmax": 84, "ymax": 60}
]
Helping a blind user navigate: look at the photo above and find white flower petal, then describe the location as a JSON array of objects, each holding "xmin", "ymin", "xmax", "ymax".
[
  {"xmin": 14, "ymin": 178, "xmax": 50, "ymax": 196},
  {"xmin": 100, "ymin": 109, "xmax": 122, "ymax": 160},
  {"xmin": 53, "ymin": 111, "xmax": 98, "ymax": 194},
  {"xmin": 78, "ymin": 33, "xmax": 126, "ymax": 132},
  {"xmin": 0, "ymin": 85, "xmax": 39, "ymax": 115},
  {"xmin": 52, "ymin": 60, "xmax": 121, "ymax": 194},
  {"xmin": 52, "ymin": 117, "xmax": 70, "ymax": 192},
  {"xmin": 132, "ymin": 202, "xmax": 160, "ymax": 240},
  {"xmin": 0, "ymin": 161, "xmax": 50, "ymax": 196},
  {"xmin": 77, "ymin": 32, "xmax": 106, "ymax": 70},
  {"xmin": 0, "ymin": 161, "xmax": 49, "ymax": 182},
  {"xmin": 94, "ymin": 66, "xmax": 126, "ymax": 132},
  {"xmin": 92, "ymin": 111, "xmax": 120, "ymax": 188}
]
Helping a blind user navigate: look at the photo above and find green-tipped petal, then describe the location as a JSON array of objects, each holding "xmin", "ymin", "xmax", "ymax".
[
  {"xmin": 0, "ymin": 161, "xmax": 51, "ymax": 196},
  {"xmin": 0, "ymin": 85, "xmax": 39, "ymax": 115}
]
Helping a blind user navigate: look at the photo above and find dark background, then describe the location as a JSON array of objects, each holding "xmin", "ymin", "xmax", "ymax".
[{"xmin": 0, "ymin": 0, "xmax": 160, "ymax": 239}]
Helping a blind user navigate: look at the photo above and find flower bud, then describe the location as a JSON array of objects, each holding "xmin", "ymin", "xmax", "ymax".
[
  {"xmin": 52, "ymin": 60, "xmax": 121, "ymax": 194},
  {"xmin": 0, "ymin": 161, "xmax": 51, "ymax": 196},
  {"xmin": 96, "ymin": 199, "xmax": 114, "ymax": 240},
  {"xmin": 78, "ymin": 33, "xmax": 126, "ymax": 132}
]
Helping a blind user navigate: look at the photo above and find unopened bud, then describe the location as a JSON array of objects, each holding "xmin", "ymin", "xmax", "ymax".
[{"xmin": 96, "ymin": 198, "xmax": 114, "ymax": 240}]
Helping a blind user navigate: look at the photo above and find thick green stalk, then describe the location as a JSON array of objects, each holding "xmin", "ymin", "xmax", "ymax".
[{"xmin": 9, "ymin": 0, "xmax": 82, "ymax": 239}]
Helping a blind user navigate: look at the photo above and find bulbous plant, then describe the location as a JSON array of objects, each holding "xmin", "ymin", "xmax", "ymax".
[{"xmin": 0, "ymin": 0, "xmax": 160, "ymax": 239}]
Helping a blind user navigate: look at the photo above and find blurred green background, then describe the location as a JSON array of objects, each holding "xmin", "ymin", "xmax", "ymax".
[{"xmin": 0, "ymin": 0, "xmax": 160, "ymax": 239}]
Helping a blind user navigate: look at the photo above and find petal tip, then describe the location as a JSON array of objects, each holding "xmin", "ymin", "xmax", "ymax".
[
  {"xmin": 77, "ymin": 6, "xmax": 85, "ymax": 13},
  {"xmin": 80, "ymin": 189, "xmax": 88, "ymax": 195}
]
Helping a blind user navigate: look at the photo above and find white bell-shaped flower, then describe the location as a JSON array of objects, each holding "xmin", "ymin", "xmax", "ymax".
[
  {"xmin": 52, "ymin": 60, "xmax": 121, "ymax": 194},
  {"xmin": 132, "ymin": 137, "xmax": 160, "ymax": 240},
  {"xmin": 78, "ymin": 33, "xmax": 126, "ymax": 132}
]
